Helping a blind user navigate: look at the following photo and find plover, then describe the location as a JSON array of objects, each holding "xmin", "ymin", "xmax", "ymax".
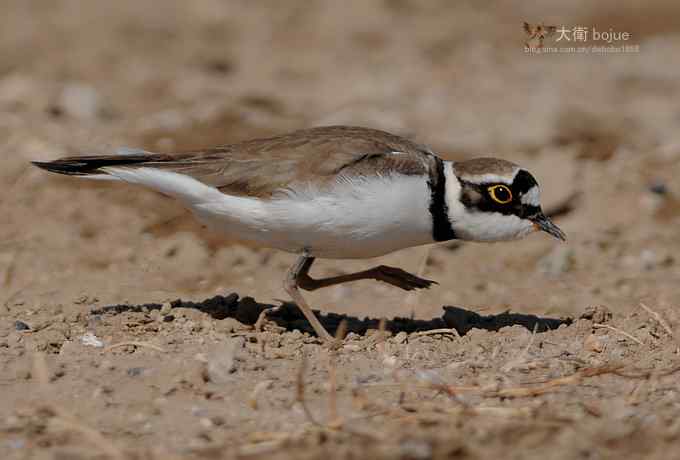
[{"xmin": 33, "ymin": 126, "xmax": 565, "ymax": 341}]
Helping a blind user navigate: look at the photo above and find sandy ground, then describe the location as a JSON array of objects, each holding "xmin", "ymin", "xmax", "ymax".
[{"xmin": 2, "ymin": 1, "xmax": 680, "ymax": 459}]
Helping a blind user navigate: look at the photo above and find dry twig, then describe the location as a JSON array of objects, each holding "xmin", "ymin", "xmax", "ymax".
[
  {"xmin": 295, "ymin": 356, "xmax": 321, "ymax": 426},
  {"xmin": 248, "ymin": 380, "xmax": 274, "ymax": 410},
  {"xmin": 103, "ymin": 341, "xmax": 166, "ymax": 353},
  {"xmin": 639, "ymin": 302, "xmax": 676, "ymax": 340},
  {"xmin": 593, "ymin": 323, "xmax": 643, "ymax": 345},
  {"xmin": 501, "ymin": 324, "xmax": 538, "ymax": 373},
  {"xmin": 411, "ymin": 328, "xmax": 460, "ymax": 339}
]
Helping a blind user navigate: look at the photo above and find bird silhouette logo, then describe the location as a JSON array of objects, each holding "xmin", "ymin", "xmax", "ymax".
[{"xmin": 523, "ymin": 22, "xmax": 557, "ymax": 50}]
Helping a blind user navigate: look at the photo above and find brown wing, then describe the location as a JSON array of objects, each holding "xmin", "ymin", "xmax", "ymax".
[{"xmin": 141, "ymin": 126, "xmax": 436, "ymax": 197}]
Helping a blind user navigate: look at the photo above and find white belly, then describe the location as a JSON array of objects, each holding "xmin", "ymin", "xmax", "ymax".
[{"xmin": 191, "ymin": 175, "xmax": 435, "ymax": 259}]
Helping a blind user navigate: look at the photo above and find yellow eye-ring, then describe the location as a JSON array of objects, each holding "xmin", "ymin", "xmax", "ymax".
[{"xmin": 488, "ymin": 185, "xmax": 513, "ymax": 204}]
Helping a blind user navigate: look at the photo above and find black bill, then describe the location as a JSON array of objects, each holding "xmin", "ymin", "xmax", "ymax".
[{"xmin": 530, "ymin": 212, "xmax": 566, "ymax": 241}]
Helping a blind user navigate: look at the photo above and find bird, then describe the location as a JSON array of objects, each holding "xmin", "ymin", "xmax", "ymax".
[
  {"xmin": 523, "ymin": 21, "xmax": 557, "ymax": 50},
  {"xmin": 32, "ymin": 125, "xmax": 565, "ymax": 342}
]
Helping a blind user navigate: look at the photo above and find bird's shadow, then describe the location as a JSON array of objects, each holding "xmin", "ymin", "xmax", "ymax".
[{"xmin": 90, "ymin": 293, "xmax": 572, "ymax": 337}]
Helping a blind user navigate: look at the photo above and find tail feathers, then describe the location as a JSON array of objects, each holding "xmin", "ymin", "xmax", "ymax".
[
  {"xmin": 31, "ymin": 154, "xmax": 154, "ymax": 176},
  {"xmin": 32, "ymin": 153, "xmax": 225, "ymax": 204}
]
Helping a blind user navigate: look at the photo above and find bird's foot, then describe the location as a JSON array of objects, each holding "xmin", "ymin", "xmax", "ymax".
[{"xmin": 373, "ymin": 265, "xmax": 438, "ymax": 291}]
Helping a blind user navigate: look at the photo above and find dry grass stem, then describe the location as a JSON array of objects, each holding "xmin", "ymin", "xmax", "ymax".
[
  {"xmin": 365, "ymin": 363, "xmax": 680, "ymax": 400},
  {"xmin": 411, "ymin": 328, "xmax": 460, "ymax": 338},
  {"xmin": 103, "ymin": 341, "xmax": 167, "ymax": 353},
  {"xmin": 639, "ymin": 302, "xmax": 676, "ymax": 341},
  {"xmin": 593, "ymin": 323, "xmax": 643, "ymax": 345},
  {"xmin": 248, "ymin": 380, "xmax": 274, "ymax": 410},
  {"xmin": 295, "ymin": 356, "xmax": 321, "ymax": 426},
  {"xmin": 502, "ymin": 324, "xmax": 538, "ymax": 373}
]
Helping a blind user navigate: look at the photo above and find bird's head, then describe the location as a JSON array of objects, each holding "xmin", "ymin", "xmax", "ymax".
[{"xmin": 445, "ymin": 158, "xmax": 566, "ymax": 242}]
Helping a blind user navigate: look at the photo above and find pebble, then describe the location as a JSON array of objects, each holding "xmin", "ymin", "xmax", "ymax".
[
  {"xmin": 648, "ymin": 181, "xmax": 668, "ymax": 195},
  {"xmin": 191, "ymin": 406, "xmax": 207, "ymax": 417},
  {"xmin": 343, "ymin": 344, "xmax": 362, "ymax": 352},
  {"xmin": 127, "ymin": 367, "xmax": 145, "ymax": 377},
  {"xmin": 581, "ymin": 305, "xmax": 613, "ymax": 324},
  {"xmin": 399, "ymin": 440, "xmax": 432, "ymax": 460},
  {"xmin": 57, "ymin": 83, "xmax": 102, "ymax": 119},
  {"xmin": 7, "ymin": 439, "xmax": 25, "ymax": 450},
  {"xmin": 14, "ymin": 321, "xmax": 30, "ymax": 331},
  {"xmin": 393, "ymin": 331, "xmax": 409, "ymax": 344},
  {"xmin": 584, "ymin": 334, "xmax": 605, "ymax": 353},
  {"xmin": 204, "ymin": 338, "xmax": 244, "ymax": 383},
  {"xmin": 80, "ymin": 332, "xmax": 104, "ymax": 348},
  {"xmin": 160, "ymin": 302, "xmax": 173, "ymax": 316}
]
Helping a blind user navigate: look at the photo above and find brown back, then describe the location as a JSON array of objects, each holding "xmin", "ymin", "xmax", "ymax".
[{"xmin": 141, "ymin": 126, "xmax": 437, "ymax": 197}]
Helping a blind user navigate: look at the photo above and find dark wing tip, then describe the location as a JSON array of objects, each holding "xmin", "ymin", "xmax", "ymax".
[
  {"xmin": 31, "ymin": 159, "xmax": 92, "ymax": 175},
  {"xmin": 30, "ymin": 154, "xmax": 155, "ymax": 176}
]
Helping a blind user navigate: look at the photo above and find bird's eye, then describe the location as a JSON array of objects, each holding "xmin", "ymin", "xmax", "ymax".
[{"xmin": 488, "ymin": 185, "xmax": 513, "ymax": 204}]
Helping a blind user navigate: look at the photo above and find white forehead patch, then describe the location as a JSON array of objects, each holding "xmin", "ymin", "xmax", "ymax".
[
  {"xmin": 521, "ymin": 185, "xmax": 540, "ymax": 206},
  {"xmin": 456, "ymin": 168, "xmax": 520, "ymax": 185}
]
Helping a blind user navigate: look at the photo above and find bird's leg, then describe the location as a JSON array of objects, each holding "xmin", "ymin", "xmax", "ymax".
[
  {"xmin": 297, "ymin": 258, "xmax": 437, "ymax": 292},
  {"xmin": 283, "ymin": 254, "xmax": 334, "ymax": 342}
]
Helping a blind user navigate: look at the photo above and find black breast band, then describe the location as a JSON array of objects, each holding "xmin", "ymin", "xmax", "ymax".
[{"xmin": 427, "ymin": 158, "xmax": 457, "ymax": 242}]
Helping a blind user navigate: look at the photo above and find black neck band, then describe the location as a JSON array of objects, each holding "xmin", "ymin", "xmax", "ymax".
[{"xmin": 428, "ymin": 159, "xmax": 457, "ymax": 242}]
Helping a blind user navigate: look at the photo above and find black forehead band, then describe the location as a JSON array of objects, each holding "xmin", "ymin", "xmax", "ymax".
[{"xmin": 512, "ymin": 169, "xmax": 538, "ymax": 194}]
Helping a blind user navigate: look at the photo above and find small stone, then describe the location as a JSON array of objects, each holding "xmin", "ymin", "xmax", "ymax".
[
  {"xmin": 648, "ymin": 181, "xmax": 668, "ymax": 195},
  {"xmin": 127, "ymin": 367, "xmax": 145, "ymax": 377},
  {"xmin": 581, "ymin": 305, "xmax": 612, "ymax": 324},
  {"xmin": 160, "ymin": 302, "xmax": 173, "ymax": 316},
  {"xmin": 399, "ymin": 440, "xmax": 432, "ymax": 460},
  {"xmin": 15, "ymin": 368, "xmax": 31, "ymax": 380},
  {"xmin": 204, "ymin": 338, "xmax": 243, "ymax": 383},
  {"xmin": 7, "ymin": 439, "xmax": 25, "ymax": 450},
  {"xmin": 640, "ymin": 249, "xmax": 658, "ymax": 271},
  {"xmin": 393, "ymin": 331, "xmax": 408, "ymax": 344},
  {"xmin": 343, "ymin": 344, "xmax": 362, "ymax": 352},
  {"xmin": 191, "ymin": 406, "xmax": 207, "ymax": 417},
  {"xmin": 92, "ymin": 386, "xmax": 114, "ymax": 398},
  {"xmin": 214, "ymin": 317, "xmax": 248, "ymax": 334},
  {"xmin": 210, "ymin": 415, "xmax": 226, "ymax": 426},
  {"xmin": 14, "ymin": 321, "xmax": 30, "ymax": 331},
  {"xmin": 80, "ymin": 332, "xmax": 104, "ymax": 348},
  {"xmin": 199, "ymin": 417, "xmax": 214, "ymax": 429},
  {"xmin": 57, "ymin": 83, "xmax": 102, "ymax": 119},
  {"xmin": 344, "ymin": 332, "xmax": 361, "ymax": 341},
  {"xmin": 584, "ymin": 334, "xmax": 605, "ymax": 353}
]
